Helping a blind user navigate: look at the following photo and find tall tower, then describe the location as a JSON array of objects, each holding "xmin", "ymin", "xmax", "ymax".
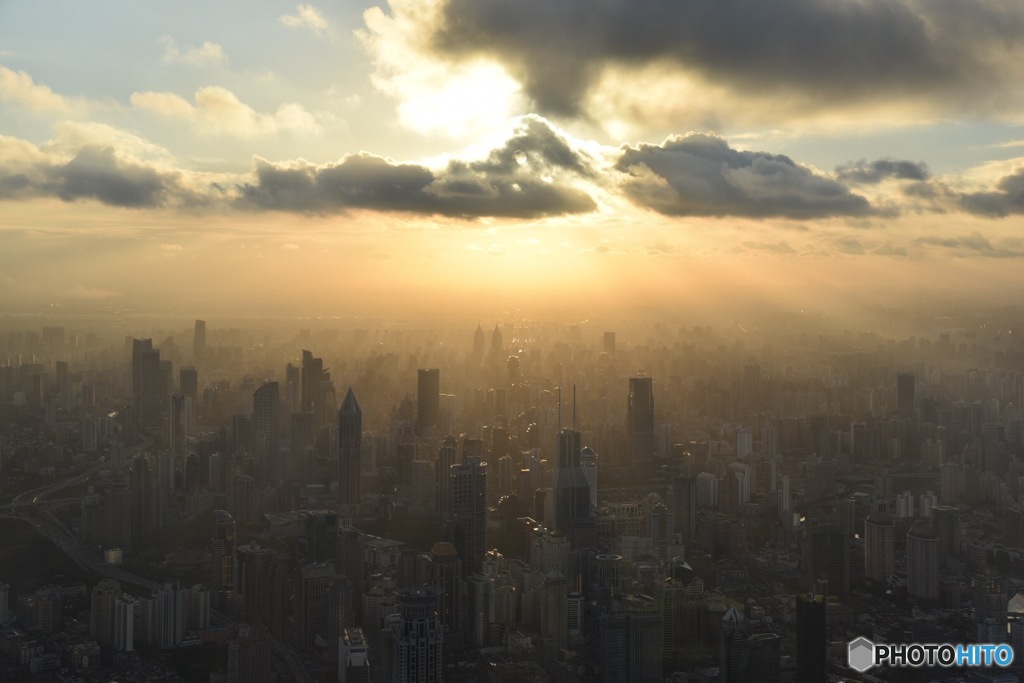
[
  {"xmin": 718, "ymin": 607, "xmax": 748, "ymax": 683},
  {"xmin": 338, "ymin": 389, "xmax": 362, "ymax": 515},
  {"xmin": 132, "ymin": 338, "xmax": 162, "ymax": 428},
  {"xmin": 228, "ymin": 621, "xmax": 271, "ymax": 683},
  {"xmin": 296, "ymin": 562, "xmax": 335, "ymax": 651},
  {"xmin": 553, "ymin": 429, "xmax": 590, "ymax": 536},
  {"xmin": 627, "ymin": 377, "xmax": 655, "ymax": 475},
  {"xmin": 795, "ymin": 591, "xmax": 826, "ymax": 683},
  {"xmin": 435, "ymin": 436, "xmax": 457, "ymax": 521},
  {"xmin": 450, "ymin": 446, "xmax": 487, "ymax": 577},
  {"xmin": 392, "ymin": 588, "xmax": 444, "ymax": 683},
  {"xmin": 416, "ymin": 369, "xmax": 440, "ymax": 437},
  {"xmin": 864, "ymin": 514, "xmax": 895, "ymax": 584},
  {"xmin": 670, "ymin": 475, "xmax": 696, "ymax": 547},
  {"xmin": 130, "ymin": 455, "xmax": 155, "ymax": 541},
  {"xmin": 211, "ymin": 510, "xmax": 236, "ymax": 610},
  {"xmin": 907, "ymin": 523, "xmax": 939, "ymax": 605},
  {"xmin": 193, "ymin": 320, "xmax": 206, "ymax": 364},
  {"xmin": 473, "ymin": 324, "xmax": 485, "ymax": 360},
  {"xmin": 252, "ymin": 382, "xmax": 279, "ymax": 486},
  {"xmin": 90, "ymin": 578, "xmax": 121, "ymax": 646},
  {"xmin": 302, "ymin": 350, "xmax": 324, "ymax": 413}
]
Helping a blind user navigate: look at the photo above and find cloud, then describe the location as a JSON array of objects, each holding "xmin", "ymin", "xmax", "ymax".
[
  {"xmin": 280, "ymin": 4, "xmax": 330, "ymax": 35},
  {"xmin": 614, "ymin": 134, "xmax": 871, "ymax": 219},
  {"xmin": 960, "ymin": 167, "xmax": 1024, "ymax": 217},
  {"xmin": 0, "ymin": 66, "xmax": 73, "ymax": 113},
  {"xmin": 363, "ymin": 0, "xmax": 1024, "ymax": 127},
  {"xmin": 0, "ymin": 135, "xmax": 199, "ymax": 209},
  {"xmin": 236, "ymin": 115, "xmax": 597, "ymax": 218},
  {"xmin": 160, "ymin": 37, "xmax": 228, "ymax": 67},
  {"xmin": 913, "ymin": 231, "xmax": 1024, "ymax": 258},
  {"xmin": 836, "ymin": 158, "xmax": 931, "ymax": 184},
  {"xmin": 131, "ymin": 86, "xmax": 322, "ymax": 137}
]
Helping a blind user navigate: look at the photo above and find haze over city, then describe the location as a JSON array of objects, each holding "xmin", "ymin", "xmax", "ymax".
[{"xmin": 5, "ymin": 2, "xmax": 1024, "ymax": 683}]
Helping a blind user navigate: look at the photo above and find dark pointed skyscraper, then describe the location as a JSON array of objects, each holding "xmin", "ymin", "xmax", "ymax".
[
  {"xmin": 473, "ymin": 324, "xmax": 485, "ymax": 359},
  {"xmin": 553, "ymin": 429, "xmax": 590, "ymax": 536},
  {"xmin": 338, "ymin": 388, "xmax": 362, "ymax": 515}
]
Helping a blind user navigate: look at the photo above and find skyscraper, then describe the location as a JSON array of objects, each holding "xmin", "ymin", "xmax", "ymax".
[
  {"xmin": 864, "ymin": 514, "xmax": 895, "ymax": 584},
  {"xmin": 132, "ymin": 338, "xmax": 162, "ymax": 427},
  {"xmin": 795, "ymin": 592, "xmax": 827, "ymax": 683},
  {"xmin": 296, "ymin": 562, "xmax": 335, "ymax": 651},
  {"xmin": 252, "ymin": 382, "xmax": 279, "ymax": 486},
  {"xmin": 932, "ymin": 505, "xmax": 961, "ymax": 570},
  {"xmin": 718, "ymin": 607, "xmax": 748, "ymax": 683},
  {"xmin": 628, "ymin": 376, "xmax": 655, "ymax": 474},
  {"xmin": 392, "ymin": 588, "xmax": 444, "ymax": 683},
  {"xmin": 338, "ymin": 388, "xmax": 362, "ymax": 514},
  {"xmin": 211, "ymin": 510, "xmax": 236, "ymax": 610},
  {"xmin": 193, "ymin": 320, "xmax": 206, "ymax": 364},
  {"xmin": 416, "ymin": 368, "xmax": 440, "ymax": 437},
  {"xmin": 670, "ymin": 475, "xmax": 696, "ymax": 547},
  {"xmin": 806, "ymin": 525, "xmax": 849, "ymax": 594},
  {"xmin": 228, "ymin": 621, "xmax": 271, "ymax": 683},
  {"xmin": 435, "ymin": 435, "xmax": 457, "ymax": 521},
  {"xmin": 302, "ymin": 350, "xmax": 324, "ymax": 413},
  {"xmin": 450, "ymin": 446, "xmax": 487, "ymax": 576},
  {"xmin": 553, "ymin": 429, "xmax": 590, "ymax": 536},
  {"xmin": 90, "ymin": 579, "xmax": 121, "ymax": 646},
  {"xmin": 907, "ymin": 523, "xmax": 939, "ymax": 605}
]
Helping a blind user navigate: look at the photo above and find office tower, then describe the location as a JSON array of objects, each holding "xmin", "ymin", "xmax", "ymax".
[
  {"xmin": 113, "ymin": 595, "xmax": 134, "ymax": 652},
  {"xmin": 806, "ymin": 525, "xmax": 849, "ymax": 594},
  {"xmin": 907, "ymin": 523, "xmax": 939, "ymax": 605},
  {"xmin": 719, "ymin": 607, "xmax": 748, "ymax": 683},
  {"xmin": 450, "ymin": 450, "xmax": 487, "ymax": 576},
  {"xmin": 541, "ymin": 571, "xmax": 568, "ymax": 651},
  {"xmin": 179, "ymin": 365, "xmax": 198, "ymax": 403},
  {"xmin": 603, "ymin": 331, "xmax": 616, "ymax": 355},
  {"xmin": 296, "ymin": 562, "xmax": 335, "ymax": 651},
  {"xmin": 864, "ymin": 514, "xmax": 895, "ymax": 584},
  {"xmin": 627, "ymin": 376, "xmax": 655, "ymax": 474},
  {"xmin": 746, "ymin": 632, "xmax": 781, "ymax": 683},
  {"xmin": 193, "ymin": 320, "xmax": 206, "ymax": 363},
  {"xmin": 302, "ymin": 350, "xmax": 324, "ymax": 413},
  {"xmin": 299, "ymin": 510, "xmax": 335, "ymax": 564},
  {"xmin": 235, "ymin": 543, "xmax": 278, "ymax": 619},
  {"xmin": 252, "ymin": 381, "xmax": 279, "ymax": 486},
  {"xmin": 416, "ymin": 368, "xmax": 440, "ymax": 437},
  {"xmin": 670, "ymin": 475, "xmax": 696, "ymax": 547},
  {"xmin": 553, "ymin": 429, "xmax": 590, "ymax": 536},
  {"xmin": 340, "ymin": 627, "xmax": 370, "ymax": 683},
  {"xmin": 932, "ymin": 505, "xmax": 961, "ymax": 569},
  {"xmin": 90, "ymin": 579, "xmax": 120, "ymax": 646},
  {"xmin": 392, "ymin": 587, "xmax": 444, "ymax": 683},
  {"xmin": 795, "ymin": 592, "xmax": 826, "ymax": 683},
  {"xmin": 579, "ymin": 447, "xmax": 598, "ymax": 508},
  {"xmin": 426, "ymin": 542, "xmax": 462, "ymax": 641},
  {"xmin": 211, "ymin": 510, "xmax": 236, "ymax": 610},
  {"xmin": 435, "ymin": 435, "xmax": 457, "ymax": 521},
  {"xmin": 168, "ymin": 393, "xmax": 187, "ymax": 453},
  {"xmin": 228, "ymin": 622, "xmax": 271, "ymax": 683},
  {"xmin": 339, "ymin": 388, "xmax": 362, "ymax": 514},
  {"xmin": 897, "ymin": 372, "xmax": 915, "ymax": 416},
  {"xmin": 466, "ymin": 573, "xmax": 497, "ymax": 649},
  {"xmin": 132, "ymin": 338, "xmax": 162, "ymax": 427}
]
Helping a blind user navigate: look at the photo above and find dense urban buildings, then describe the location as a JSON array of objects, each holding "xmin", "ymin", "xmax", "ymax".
[{"xmin": 1, "ymin": 309, "xmax": 1024, "ymax": 681}]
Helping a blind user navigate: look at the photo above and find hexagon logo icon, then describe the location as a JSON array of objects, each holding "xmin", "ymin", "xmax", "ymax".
[{"xmin": 848, "ymin": 637, "xmax": 875, "ymax": 673}]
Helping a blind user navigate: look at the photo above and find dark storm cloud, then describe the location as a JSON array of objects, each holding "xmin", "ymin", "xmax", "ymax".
[
  {"xmin": 236, "ymin": 116, "xmax": 597, "ymax": 218},
  {"xmin": 960, "ymin": 168, "xmax": 1024, "ymax": 217},
  {"xmin": 427, "ymin": 0, "xmax": 1024, "ymax": 117},
  {"xmin": 0, "ymin": 143, "xmax": 190, "ymax": 208},
  {"xmin": 836, "ymin": 158, "xmax": 931, "ymax": 185},
  {"xmin": 914, "ymin": 232, "xmax": 1024, "ymax": 257},
  {"xmin": 615, "ymin": 134, "xmax": 871, "ymax": 219}
]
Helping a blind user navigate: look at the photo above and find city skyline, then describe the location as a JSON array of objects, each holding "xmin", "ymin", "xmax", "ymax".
[{"xmin": 2, "ymin": 2, "xmax": 1024, "ymax": 316}]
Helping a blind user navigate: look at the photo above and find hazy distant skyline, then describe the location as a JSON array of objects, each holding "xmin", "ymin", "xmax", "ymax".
[{"xmin": 3, "ymin": 0, "xmax": 1024, "ymax": 315}]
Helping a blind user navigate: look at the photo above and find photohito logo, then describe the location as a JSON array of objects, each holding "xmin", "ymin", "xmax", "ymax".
[{"xmin": 847, "ymin": 637, "xmax": 1014, "ymax": 672}]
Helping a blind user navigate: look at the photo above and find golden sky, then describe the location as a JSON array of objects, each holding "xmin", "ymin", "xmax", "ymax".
[{"xmin": 3, "ymin": 1, "xmax": 1024, "ymax": 316}]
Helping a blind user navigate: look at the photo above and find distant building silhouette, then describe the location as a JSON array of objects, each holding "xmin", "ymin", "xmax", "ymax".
[
  {"xmin": 628, "ymin": 376, "xmax": 655, "ymax": 474},
  {"xmin": 338, "ymin": 388, "xmax": 362, "ymax": 515}
]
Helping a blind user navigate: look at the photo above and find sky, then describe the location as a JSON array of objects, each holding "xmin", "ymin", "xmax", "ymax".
[{"xmin": 3, "ymin": 0, "xmax": 1024, "ymax": 318}]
